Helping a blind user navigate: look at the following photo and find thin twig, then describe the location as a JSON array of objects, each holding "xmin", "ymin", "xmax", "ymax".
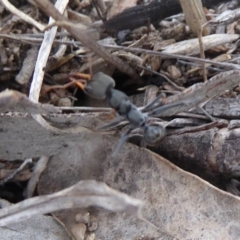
[
  {"xmin": 26, "ymin": 156, "xmax": 50, "ymax": 198},
  {"xmin": 29, "ymin": 0, "xmax": 71, "ymax": 133},
  {"xmin": 198, "ymin": 28, "xmax": 207, "ymax": 82},
  {"xmin": 102, "ymin": 44, "xmax": 240, "ymax": 70},
  {"xmin": 0, "ymin": 159, "xmax": 32, "ymax": 185},
  {"xmin": 138, "ymin": 65, "xmax": 184, "ymax": 91},
  {"xmin": 1, "ymin": 0, "xmax": 45, "ymax": 31},
  {"xmin": 31, "ymin": 0, "xmax": 140, "ymax": 81}
]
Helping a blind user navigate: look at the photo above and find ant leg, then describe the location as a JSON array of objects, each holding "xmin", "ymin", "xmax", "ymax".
[
  {"xmin": 150, "ymin": 101, "xmax": 184, "ymax": 117},
  {"xmin": 142, "ymin": 93, "xmax": 166, "ymax": 112},
  {"xmin": 43, "ymin": 81, "xmax": 77, "ymax": 93},
  {"xmin": 68, "ymin": 72, "xmax": 91, "ymax": 90},
  {"xmin": 68, "ymin": 77, "xmax": 86, "ymax": 90},
  {"xmin": 112, "ymin": 127, "xmax": 133, "ymax": 157},
  {"xmin": 68, "ymin": 72, "xmax": 91, "ymax": 80},
  {"xmin": 97, "ymin": 117, "xmax": 125, "ymax": 130},
  {"xmin": 198, "ymin": 107, "xmax": 215, "ymax": 122}
]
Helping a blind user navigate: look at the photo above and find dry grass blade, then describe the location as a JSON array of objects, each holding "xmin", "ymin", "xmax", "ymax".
[
  {"xmin": 179, "ymin": 0, "xmax": 208, "ymax": 35},
  {"xmin": 31, "ymin": 0, "xmax": 140, "ymax": 81},
  {"xmin": 0, "ymin": 180, "xmax": 143, "ymax": 226},
  {"xmin": 179, "ymin": 0, "xmax": 209, "ymax": 81},
  {"xmin": 150, "ymin": 70, "xmax": 240, "ymax": 116}
]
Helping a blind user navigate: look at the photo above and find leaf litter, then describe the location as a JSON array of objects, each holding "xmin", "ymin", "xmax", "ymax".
[
  {"xmin": 35, "ymin": 133, "xmax": 240, "ymax": 240},
  {"xmin": 2, "ymin": 0, "xmax": 240, "ymax": 239}
]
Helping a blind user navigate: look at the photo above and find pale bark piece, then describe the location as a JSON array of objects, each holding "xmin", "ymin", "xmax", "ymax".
[
  {"xmin": 0, "ymin": 89, "xmax": 57, "ymax": 114},
  {"xmin": 162, "ymin": 34, "xmax": 239, "ymax": 55},
  {"xmin": 37, "ymin": 134, "xmax": 240, "ymax": 240},
  {"xmin": 0, "ymin": 199, "xmax": 71, "ymax": 240},
  {"xmin": 15, "ymin": 46, "xmax": 39, "ymax": 85}
]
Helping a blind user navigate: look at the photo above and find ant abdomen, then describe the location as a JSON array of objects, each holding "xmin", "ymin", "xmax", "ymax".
[{"xmin": 84, "ymin": 72, "xmax": 115, "ymax": 99}]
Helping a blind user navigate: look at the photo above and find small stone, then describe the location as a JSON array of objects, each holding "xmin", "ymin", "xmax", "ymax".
[
  {"xmin": 85, "ymin": 233, "xmax": 96, "ymax": 240},
  {"xmin": 75, "ymin": 212, "xmax": 90, "ymax": 224},
  {"xmin": 88, "ymin": 216, "xmax": 98, "ymax": 232},
  {"xmin": 167, "ymin": 65, "xmax": 182, "ymax": 80},
  {"xmin": 71, "ymin": 223, "xmax": 86, "ymax": 240},
  {"xmin": 57, "ymin": 97, "xmax": 72, "ymax": 107}
]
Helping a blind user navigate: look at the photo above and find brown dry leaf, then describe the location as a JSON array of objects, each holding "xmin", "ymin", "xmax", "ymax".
[
  {"xmin": 0, "ymin": 89, "xmax": 58, "ymax": 114},
  {"xmin": 37, "ymin": 133, "xmax": 240, "ymax": 240},
  {"xmin": 162, "ymin": 34, "xmax": 239, "ymax": 55}
]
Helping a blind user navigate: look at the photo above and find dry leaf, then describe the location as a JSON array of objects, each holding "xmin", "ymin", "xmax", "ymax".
[
  {"xmin": 37, "ymin": 134, "xmax": 240, "ymax": 239},
  {"xmin": 0, "ymin": 180, "xmax": 142, "ymax": 227}
]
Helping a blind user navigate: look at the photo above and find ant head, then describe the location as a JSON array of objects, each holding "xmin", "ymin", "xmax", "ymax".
[
  {"xmin": 84, "ymin": 72, "xmax": 115, "ymax": 99},
  {"xmin": 143, "ymin": 124, "xmax": 166, "ymax": 146}
]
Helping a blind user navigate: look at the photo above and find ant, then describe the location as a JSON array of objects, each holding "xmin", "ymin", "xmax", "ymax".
[{"xmin": 69, "ymin": 72, "xmax": 184, "ymax": 156}]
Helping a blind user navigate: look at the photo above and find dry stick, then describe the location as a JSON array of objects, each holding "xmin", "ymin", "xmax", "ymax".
[
  {"xmin": 31, "ymin": 0, "xmax": 140, "ymax": 81},
  {"xmin": 1, "ymin": 0, "xmax": 45, "ymax": 31},
  {"xmin": 0, "ymin": 159, "xmax": 32, "ymax": 185},
  {"xmin": 102, "ymin": 44, "xmax": 240, "ymax": 70},
  {"xmin": 28, "ymin": 1, "xmax": 89, "ymax": 134},
  {"xmin": 1, "ymin": 33, "xmax": 238, "ymax": 71},
  {"xmin": 26, "ymin": 156, "xmax": 50, "ymax": 198},
  {"xmin": 29, "ymin": 0, "xmax": 72, "ymax": 134},
  {"xmin": 138, "ymin": 65, "xmax": 183, "ymax": 91},
  {"xmin": 198, "ymin": 28, "xmax": 208, "ymax": 82}
]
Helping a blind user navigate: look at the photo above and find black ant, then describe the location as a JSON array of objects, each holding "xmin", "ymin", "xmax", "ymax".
[{"xmin": 69, "ymin": 72, "xmax": 183, "ymax": 156}]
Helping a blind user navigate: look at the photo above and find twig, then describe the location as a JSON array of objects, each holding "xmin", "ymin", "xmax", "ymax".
[
  {"xmin": 198, "ymin": 28, "xmax": 208, "ymax": 82},
  {"xmin": 31, "ymin": 0, "xmax": 140, "ymax": 81},
  {"xmin": 138, "ymin": 65, "xmax": 184, "ymax": 91},
  {"xmin": 26, "ymin": 156, "xmax": 50, "ymax": 198},
  {"xmin": 102, "ymin": 44, "xmax": 240, "ymax": 70},
  {"xmin": 0, "ymin": 159, "xmax": 32, "ymax": 185},
  {"xmin": 1, "ymin": 0, "xmax": 45, "ymax": 31},
  {"xmin": 29, "ymin": 0, "xmax": 70, "ymax": 133},
  {"xmin": 57, "ymin": 106, "xmax": 111, "ymax": 111}
]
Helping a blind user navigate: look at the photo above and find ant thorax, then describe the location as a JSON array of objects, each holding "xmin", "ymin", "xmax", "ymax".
[{"xmin": 126, "ymin": 105, "xmax": 148, "ymax": 127}]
